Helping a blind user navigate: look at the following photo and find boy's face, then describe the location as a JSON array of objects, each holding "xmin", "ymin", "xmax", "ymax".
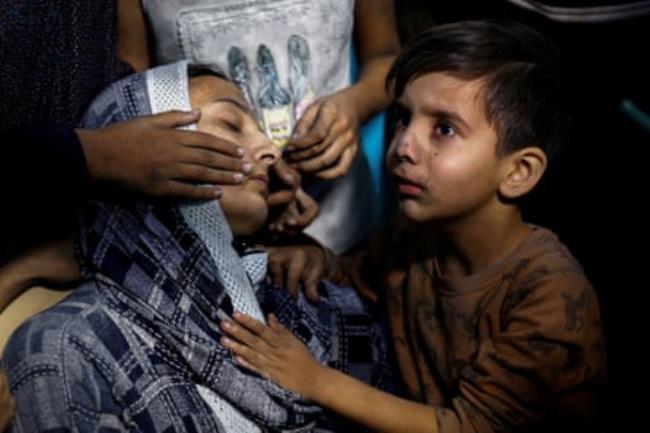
[
  {"xmin": 190, "ymin": 76, "xmax": 281, "ymax": 235},
  {"xmin": 387, "ymin": 72, "xmax": 505, "ymax": 223}
]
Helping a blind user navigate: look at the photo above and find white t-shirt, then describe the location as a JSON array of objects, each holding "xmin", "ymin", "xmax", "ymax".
[{"xmin": 142, "ymin": 0, "xmax": 378, "ymax": 253}]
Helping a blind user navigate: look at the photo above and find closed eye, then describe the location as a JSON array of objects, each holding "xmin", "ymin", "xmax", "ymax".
[{"xmin": 218, "ymin": 119, "xmax": 242, "ymax": 133}]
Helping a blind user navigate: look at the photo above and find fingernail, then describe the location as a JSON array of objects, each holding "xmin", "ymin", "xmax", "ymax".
[
  {"xmin": 234, "ymin": 173, "xmax": 244, "ymax": 183},
  {"xmin": 285, "ymin": 146, "xmax": 295, "ymax": 151},
  {"xmin": 212, "ymin": 188, "xmax": 223, "ymax": 199},
  {"xmin": 190, "ymin": 109, "xmax": 201, "ymax": 117},
  {"xmin": 287, "ymin": 218, "xmax": 297, "ymax": 225},
  {"xmin": 237, "ymin": 147, "xmax": 245, "ymax": 157},
  {"xmin": 242, "ymin": 162, "xmax": 252, "ymax": 174},
  {"xmin": 221, "ymin": 321, "xmax": 231, "ymax": 329},
  {"xmin": 220, "ymin": 336, "xmax": 231, "ymax": 346}
]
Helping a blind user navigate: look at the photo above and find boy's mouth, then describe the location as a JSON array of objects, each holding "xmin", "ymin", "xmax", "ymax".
[{"xmin": 392, "ymin": 174, "xmax": 425, "ymax": 197}]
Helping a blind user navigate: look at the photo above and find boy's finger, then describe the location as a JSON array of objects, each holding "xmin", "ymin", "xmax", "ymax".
[{"xmin": 220, "ymin": 320, "xmax": 265, "ymax": 350}]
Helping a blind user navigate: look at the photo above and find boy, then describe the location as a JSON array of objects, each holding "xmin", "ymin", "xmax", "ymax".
[{"xmin": 220, "ymin": 20, "xmax": 606, "ymax": 433}]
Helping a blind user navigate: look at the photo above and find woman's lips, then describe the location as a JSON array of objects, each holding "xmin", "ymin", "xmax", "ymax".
[{"xmin": 249, "ymin": 173, "xmax": 270, "ymax": 186}]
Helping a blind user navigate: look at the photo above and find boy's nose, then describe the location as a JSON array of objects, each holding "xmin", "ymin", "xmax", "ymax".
[{"xmin": 392, "ymin": 131, "xmax": 418, "ymax": 164}]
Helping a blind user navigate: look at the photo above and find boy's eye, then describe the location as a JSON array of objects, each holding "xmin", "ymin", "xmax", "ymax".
[{"xmin": 435, "ymin": 121, "xmax": 456, "ymax": 138}]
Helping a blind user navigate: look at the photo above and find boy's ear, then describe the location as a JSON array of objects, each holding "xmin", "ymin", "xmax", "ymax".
[{"xmin": 498, "ymin": 146, "xmax": 548, "ymax": 200}]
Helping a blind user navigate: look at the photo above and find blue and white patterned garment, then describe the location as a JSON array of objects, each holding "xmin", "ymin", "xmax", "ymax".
[{"xmin": 2, "ymin": 62, "xmax": 394, "ymax": 433}]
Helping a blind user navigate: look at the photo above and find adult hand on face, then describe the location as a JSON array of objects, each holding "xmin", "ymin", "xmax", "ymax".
[
  {"xmin": 267, "ymin": 161, "xmax": 319, "ymax": 234},
  {"xmin": 76, "ymin": 110, "xmax": 250, "ymax": 200},
  {"xmin": 286, "ymin": 88, "xmax": 360, "ymax": 180}
]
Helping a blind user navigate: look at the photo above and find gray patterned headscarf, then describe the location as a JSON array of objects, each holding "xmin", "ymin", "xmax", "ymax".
[
  {"xmin": 78, "ymin": 60, "xmax": 325, "ymax": 432},
  {"xmin": 82, "ymin": 60, "xmax": 266, "ymax": 324}
]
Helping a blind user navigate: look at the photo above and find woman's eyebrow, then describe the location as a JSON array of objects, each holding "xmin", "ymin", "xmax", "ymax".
[{"xmin": 212, "ymin": 97, "xmax": 252, "ymax": 115}]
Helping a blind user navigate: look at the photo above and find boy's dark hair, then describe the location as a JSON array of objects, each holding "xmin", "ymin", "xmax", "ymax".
[{"xmin": 387, "ymin": 20, "xmax": 566, "ymax": 160}]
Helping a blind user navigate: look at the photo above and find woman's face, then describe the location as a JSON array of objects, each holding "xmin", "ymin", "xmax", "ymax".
[{"xmin": 189, "ymin": 75, "xmax": 280, "ymax": 235}]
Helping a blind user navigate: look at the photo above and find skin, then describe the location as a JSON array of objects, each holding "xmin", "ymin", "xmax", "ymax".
[
  {"xmin": 76, "ymin": 110, "xmax": 249, "ymax": 201},
  {"xmin": 0, "ymin": 370, "xmax": 14, "ymax": 433},
  {"xmin": 221, "ymin": 72, "xmax": 548, "ymax": 433},
  {"xmin": 189, "ymin": 75, "xmax": 282, "ymax": 235}
]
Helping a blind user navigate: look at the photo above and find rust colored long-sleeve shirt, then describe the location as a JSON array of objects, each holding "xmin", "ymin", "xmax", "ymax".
[{"xmin": 326, "ymin": 223, "xmax": 606, "ymax": 433}]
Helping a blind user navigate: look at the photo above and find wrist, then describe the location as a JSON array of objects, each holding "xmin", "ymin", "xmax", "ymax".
[
  {"xmin": 303, "ymin": 363, "xmax": 335, "ymax": 403},
  {"xmin": 336, "ymin": 85, "xmax": 367, "ymax": 124},
  {"xmin": 75, "ymin": 128, "xmax": 107, "ymax": 182}
]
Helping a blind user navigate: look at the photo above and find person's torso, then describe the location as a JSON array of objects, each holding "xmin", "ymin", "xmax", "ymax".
[
  {"xmin": 383, "ymin": 226, "xmax": 606, "ymax": 425},
  {"xmin": 142, "ymin": 0, "xmax": 376, "ymax": 254},
  {"xmin": 142, "ymin": 0, "xmax": 354, "ymax": 116}
]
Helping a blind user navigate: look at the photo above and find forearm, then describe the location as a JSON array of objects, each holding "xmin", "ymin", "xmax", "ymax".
[
  {"xmin": 0, "ymin": 258, "xmax": 32, "ymax": 311},
  {"xmin": 347, "ymin": 54, "xmax": 396, "ymax": 123},
  {"xmin": 311, "ymin": 365, "xmax": 439, "ymax": 433}
]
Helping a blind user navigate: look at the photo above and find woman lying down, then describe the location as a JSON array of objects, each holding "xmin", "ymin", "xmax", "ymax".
[{"xmin": 3, "ymin": 61, "xmax": 393, "ymax": 433}]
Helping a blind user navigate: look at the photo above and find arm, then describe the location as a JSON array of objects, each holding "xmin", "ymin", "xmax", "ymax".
[
  {"xmin": 3, "ymin": 112, "xmax": 249, "ymax": 203},
  {"xmin": 222, "ymin": 271, "xmax": 605, "ymax": 433},
  {"xmin": 265, "ymin": 224, "xmax": 392, "ymax": 303},
  {"xmin": 0, "ymin": 370, "xmax": 14, "ymax": 433},
  {"xmin": 117, "ymin": 0, "xmax": 151, "ymax": 71},
  {"xmin": 0, "ymin": 240, "xmax": 79, "ymax": 312},
  {"xmin": 286, "ymin": 0, "xmax": 400, "ymax": 179},
  {"xmin": 221, "ymin": 313, "xmax": 439, "ymax": 433},
  {"xmin": 349, "ymin": 0, "xmax": 402, "ymax": 121}
]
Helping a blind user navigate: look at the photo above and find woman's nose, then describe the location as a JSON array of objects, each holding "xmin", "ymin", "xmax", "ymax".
[{"xmin": 254, "ymin": 135, "xmax": 281, "ymax": 166}]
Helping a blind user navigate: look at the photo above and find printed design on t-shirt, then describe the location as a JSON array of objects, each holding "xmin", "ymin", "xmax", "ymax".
[
  {"xmin": 528, "ymin": 330, "xmax": 559, "ymax": 356},
  {"xmin": 226, "ymin": 38, "xmax": 314, "ymax": 148},
  {"xmin": 255, "ymin": 43, "xmax": 295, "ymax": 148},
  {"xmin": 562, "ymin": 289, "xmax": 588, "ymax": 333},
  {"xmin": 228, "ymin": 46, "xmax": 256, "ymax": 113},
  {"xmin": 176, "ymin": 0, "xmax": 353, "ymax": 147},
  {"xmin": 288, "ymin": 34, "xmax": 316, "ymax": 120}
]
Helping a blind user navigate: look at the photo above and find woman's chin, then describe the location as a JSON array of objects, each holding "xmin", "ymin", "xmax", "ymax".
[{"xmin": 224, "ymin": 202, "xmax": 269, "ymax": 236}]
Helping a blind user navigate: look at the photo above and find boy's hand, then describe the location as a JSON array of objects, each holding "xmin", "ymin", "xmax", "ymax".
[
  {"xmin": 220, "ymin": 313, "xmax": 323, "ymax": 400},
  {"xmin": 0, "ymin": 370, "xmax": 15, "ymax": 432},
  {"xmin": 266, "ymin": 245, "xmax": 326, "ymax": 302},
  {"xmin": 286, "ymin": 88, "xmax": 360, "ymax": 180},
  {"xmin": 77, "ymin": 110, "xmax": 250, "ymax": 200}
]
